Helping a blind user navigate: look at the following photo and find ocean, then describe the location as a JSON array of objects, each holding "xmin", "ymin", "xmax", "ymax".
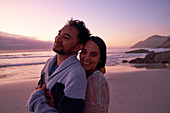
[{"xmin": 0, "ymin": 48, "xmax": 170, "ymax": 84}]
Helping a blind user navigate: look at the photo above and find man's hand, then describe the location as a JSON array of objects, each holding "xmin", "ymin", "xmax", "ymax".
[
  {"xmin": 36, "ymin": 84, "xmax": 54, "ymax": 107},
  {"xmin": 36, "ymin": 84, "xmax": 46, "ymax": 91}
]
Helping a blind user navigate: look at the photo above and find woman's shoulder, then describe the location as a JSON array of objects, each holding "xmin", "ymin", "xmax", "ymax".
[
  {"xmin": 90, "ymin": 70, "xmax": 104, "ymax": 78},
  {"xmin": 88, "ymin": 70, "xmax": 107, "ymax": 83}
]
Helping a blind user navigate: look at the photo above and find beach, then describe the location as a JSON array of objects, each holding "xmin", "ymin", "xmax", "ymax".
[
  {"xmin": 107, "ymin": 69, "xmax": 170, "ymax": 113},
  {"xmin": 0, "ymin": 68, "xmax": 170, "ymax": 113}
]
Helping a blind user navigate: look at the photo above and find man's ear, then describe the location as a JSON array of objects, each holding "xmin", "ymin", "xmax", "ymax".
[{"xmin": 74, "ymin": 44, "xmax": 83, "ymax": 52}]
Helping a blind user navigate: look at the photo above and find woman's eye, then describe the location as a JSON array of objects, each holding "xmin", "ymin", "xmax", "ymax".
[
  {"xmin": 81, "ymin": 49, "xmax": 86, "ymax": 54},
  {"xmin": 91, "ymin": 53, "xmax": 97, "ymax": 57}
]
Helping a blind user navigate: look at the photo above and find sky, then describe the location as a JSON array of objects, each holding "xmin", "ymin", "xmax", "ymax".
[{"xmin": 0, "ymin": 0, "xmax": 170, "ymax": 48}]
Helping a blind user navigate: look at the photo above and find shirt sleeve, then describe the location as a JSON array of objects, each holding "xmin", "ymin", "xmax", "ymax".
[
  {"xmin": 83, "ymin": 72, "xmax": 110, "ymax": 113},
  {"xmin": 26, "ymin": 90, "xmax": 59, "ymax": 113},
  {"xmin": 56, "ymin": 66, "xmax": 87, "ymax": 113}
]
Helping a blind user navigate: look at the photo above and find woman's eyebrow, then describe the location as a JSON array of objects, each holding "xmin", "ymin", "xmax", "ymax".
[{"xmin": 92, "ymin": 51, "xmax": 98, "ymax": 54}]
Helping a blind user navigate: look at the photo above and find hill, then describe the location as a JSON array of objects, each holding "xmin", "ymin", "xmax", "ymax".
[
  {"xmin": 0, "ymin": 31, "xmax": 53, "ymax": 50},
  {"xmin": 130, "ymin": 35, "xmax": 170, "ymax": 48},
  {"xmin": 156, "ymin": 38, "xmax": 170, "ymax": 48}
]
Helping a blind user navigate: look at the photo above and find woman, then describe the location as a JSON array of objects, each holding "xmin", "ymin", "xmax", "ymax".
[{"xmin": 80, "ymin": 36, "xmax": 110, "ymax": 113}]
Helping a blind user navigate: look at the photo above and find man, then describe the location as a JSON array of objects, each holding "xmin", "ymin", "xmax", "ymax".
[{"xmin": 27, "ymin": 19, "xmax": 91, "ymax": 113}]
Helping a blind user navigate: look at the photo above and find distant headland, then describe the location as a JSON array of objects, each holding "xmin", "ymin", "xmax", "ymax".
[
  {"xmin": 125, "ymin": 35, "xmax": 170, "ymax": 64},
  {"xmin": 130, "ymin": 35, "xmax": 170, "ymax": 48}
]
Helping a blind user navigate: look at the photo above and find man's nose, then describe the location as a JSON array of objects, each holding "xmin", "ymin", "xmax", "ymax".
[{"xmin": 55, "ymin": 35, "xmax": 62, "ymax": 42}]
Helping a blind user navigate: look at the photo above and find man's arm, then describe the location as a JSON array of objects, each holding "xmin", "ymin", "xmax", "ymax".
[
  {"xmin": 26, "ymin": 65, "xmax": 87, "ymax": 113},
  {"xmin": 53, "ymin": 66, "xmax": 87, "ymax": 113},
  {"xmin": 26, "ymin": 89, "xmax": 58, "ymax": 113},
  {"xmin": 26, "ymin": 57, "xmax": 58, "ymax": 113}
]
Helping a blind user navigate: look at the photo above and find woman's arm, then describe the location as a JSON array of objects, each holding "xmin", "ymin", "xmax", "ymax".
[{"xmin": 84, "ymin": 73, "xmax": 110, "ymax": 113}]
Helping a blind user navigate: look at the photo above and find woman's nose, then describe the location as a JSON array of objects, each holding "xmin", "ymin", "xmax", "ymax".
[{"xmin": 84, "ymin": 55, "xmax": 90, "ymax": 61}]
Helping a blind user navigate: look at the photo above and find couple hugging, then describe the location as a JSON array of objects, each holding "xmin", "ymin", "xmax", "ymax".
[{"xmin": 27, "ymin": 19, "xmax": 109, "ymax": 113}]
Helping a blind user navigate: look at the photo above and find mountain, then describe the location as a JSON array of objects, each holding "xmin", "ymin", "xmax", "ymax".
[
  {"xmin": 0, "ymin": 31, "xmax": 53, "ymax": 50},
  {"xmin": 130, "ymin": 35, "xmax": 170, "ymax": 48},
  {"xmin": 156, "ymin": 38, "xmax": 170, "ymax": 48}
]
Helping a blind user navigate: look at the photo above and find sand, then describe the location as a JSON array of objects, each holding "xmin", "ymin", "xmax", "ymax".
[
  {"xmin": 0, "ymin": 80, "xmax": 38, "ymax": 113},
  {"xmin": 0, "ymin": 69, "xmax": 170, "ymax": 113},
  {"xmin": 106, "ymin": 69, "xmax": 170, "ymax": 113}
]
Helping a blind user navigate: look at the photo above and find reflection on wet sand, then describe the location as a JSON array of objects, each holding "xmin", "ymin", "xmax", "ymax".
[
  {"xmin": 131, "ymin": 63, "xmax": 170, "ymax": 69},
  {"xmin": 166, "ymin": 63, "xmax": 170, "ymax": 69}
]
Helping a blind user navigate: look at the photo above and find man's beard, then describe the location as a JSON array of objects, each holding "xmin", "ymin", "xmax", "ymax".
[
  {"xmin": 53, "ymin": 41, "xmax": 65, "ymax": 55},
  {"xmin": 53, "ymin": 46, "xmax": 76, "ymax": 55},
  {"xmin": 53, "ymin": 48, "xmax": 64, "ymax": 55},
  {"xmin": 53, "ymin": 41, "xmax": 77, "ymax": 55}
]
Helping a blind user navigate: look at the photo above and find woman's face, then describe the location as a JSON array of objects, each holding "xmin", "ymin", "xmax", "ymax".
[{"xmin": 80, "ymin": 40, "xmax": 101, "ymax": 74}]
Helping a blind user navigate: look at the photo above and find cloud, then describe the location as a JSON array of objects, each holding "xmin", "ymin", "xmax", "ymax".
[{"xmin": 0, "ymin": 31, "xmax": 53, "ymax": 50}]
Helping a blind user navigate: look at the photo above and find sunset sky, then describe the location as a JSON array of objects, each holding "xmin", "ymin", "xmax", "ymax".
[{"xmin": 0, "ymin": 0, "xmax": 170, "ymax": 48}]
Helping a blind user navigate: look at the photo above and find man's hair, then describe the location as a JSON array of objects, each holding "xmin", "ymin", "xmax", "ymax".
[
  {"xmin": 90, "ymin": 36, "xmax": 107, "ymax": 70},
  {"xmin": 67, "ymin": 19, "xmax": 91, "ymax": 44}
]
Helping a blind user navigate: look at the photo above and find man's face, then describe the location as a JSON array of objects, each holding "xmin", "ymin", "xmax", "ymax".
[{"xmin": 53, "ymin": 25, "xmax": 80, "ymax": 55}]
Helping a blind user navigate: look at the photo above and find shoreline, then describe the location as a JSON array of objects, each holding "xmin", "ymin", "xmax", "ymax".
[{"xmin": 0, "ymin": 69, "xmax": 170, "ymax": 113}]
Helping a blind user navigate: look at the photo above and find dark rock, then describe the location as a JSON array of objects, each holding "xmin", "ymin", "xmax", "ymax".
[
  {"xmin": 122, "ymin": 60, "xmax": 128, "ymax": 63},
  {"xmin": 144, "ymin": 51, "xmax": 156, "ymax": 63},
  {"xmin": 126, "ymin": 49, "xmax": 149, "ymax": 53},
  {"xmin": 129, "ymin": 51, "xmax": 170, "ymax": 64},
  {"xmin": 154, "ymin": 51, "xmax": 170, "ymax": 63},
  {"xmin": 129, "ymin": 58, "xmax": 145, "ymax": 63}
]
